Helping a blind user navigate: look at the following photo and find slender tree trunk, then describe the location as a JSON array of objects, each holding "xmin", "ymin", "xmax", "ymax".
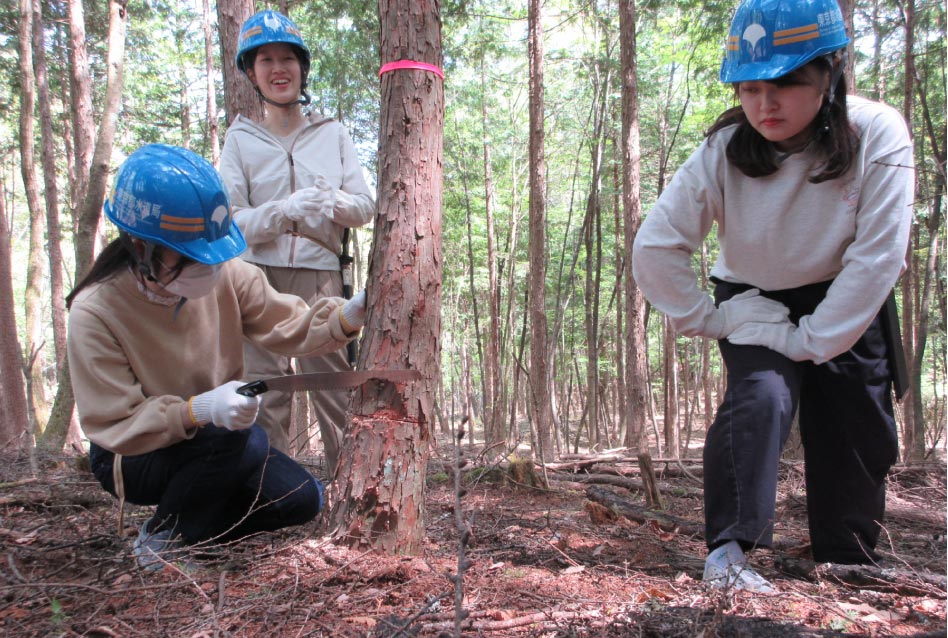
[
  {"xmin": 45, "ymin": 0, "xmax": 96, "ymax": 450},
  {"xmin": 32, "ymin": 0, "xmax": 70, "ymax": 450},
  {"xmin": 203, "ymin": 0, "xmax": 220, "ymax": 165},
  {"xmin": 217, "ymin": 0, "xmax": 263, "ymax": 124},
  {"xmin": 663, "ymin": 315, "xmax": 680, "ymax": 458},
  {"xmin": 619, "ymin": 0, "xmax": 648, "ymax": 455},
  {"xmin": 481, "ymin": 61, "xmax": 503, "ymax": 449},
  {"xmin": 900, "ymin": 0, "xmax": 919, "ymax": 459},
  {"xmin": 527, "ymin": 0, "xmax": 553, "ymax": 462},
  {"xmin": 909, "ymin": 57, "xmax": 946, "ymax": 459},
  {"xmin": 74, "ymin": 0, "xmax": 127, "ymax": 279},
  {"xmin": 66, "ymin": 0, "xmax": 93, "ymax": 222},
  {"xmin": 17, "ymin": 0, "xmax": 50, "ymax": 439},
  {"xmin": 0, "ymin": 192, "xmax": 30, "ymax": 449},
  {"xmin": 330, "ymin": 0, "xmax": 443, "ymax": 554}
]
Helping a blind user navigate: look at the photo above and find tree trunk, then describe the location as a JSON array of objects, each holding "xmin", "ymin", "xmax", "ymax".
[
  {"xmin": 663, "ymin": 315, "xmax": 680, "ymax": 458},
  {"xmin": 329, "ymin": 0, "xmax": 443, "ymax": 555},
  {"xmin": 481, "ymin": 61, "xmax": 503, "ymax": 450},
  {"xmin": 202, "ymin": 0, "xmax": 220, "ymax": 165},
  {"xmin": 217, "ymin": 0, "xmax": 263, "ymax": 125},
  {"xmin": 45, "ymin": 0, "xmax": 96, "ymax": 451},
  {"xmin": 527, "ymin": 0, "xmax": 553, "ymax": 463},
  {"xmin": 900, "ymin": 0, "xmax": 919, "ymax": 459},
  {"xmin": 18, "ymin": 0, "xmax": 50, "ymax": 439},
  {"xmin": 66, "ymin": 0, "xmax": 94, "ymax": 218},
  {"xmin": 32, "ymin": 0, "xmax": 70, "ymax": 451},
  {"xmin": 74, "ymin": 0, "xmax": 127, "ymax": 281},
  {"xmin": 619, "ymin": 0, "xmax": 648, "ymax": 456},
  {"xmin": 0, "ymin": 192, "xmax": 30, "ymax": 449}
]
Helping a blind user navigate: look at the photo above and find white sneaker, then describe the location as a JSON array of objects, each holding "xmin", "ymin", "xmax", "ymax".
[
  {"xmin": 132, "ymin": 518, "xmax": 184, "ymax": 572},
  {"xmin": 703, "ymin": 540, "xmax": 775, "ymax": 593}
]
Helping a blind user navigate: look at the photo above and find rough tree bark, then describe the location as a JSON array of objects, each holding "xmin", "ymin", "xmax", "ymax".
[
  {"xmin": 620, "ymin": 0, "xmax": 662, "ymax": 508},
  {"xmin": 329, "ymin": 0, "xmax": 443, "ymax": 555},
  {"xmin": 202, "ymin": 0, "xmax": 220, "ymax": 165},
  {"xmin": 527, "ymin": 0, "xmax": 554, "ymax": 463},
  {"xmin": 32, "ymin": 0, "xmax": 73, "ymax": 451},
  {"xmin": 17, "ymin": 0, "xmax": 50, "ymax": 439},
  {"xmin": 216, "ymin": 0, "xmax": 264, "ymax": 125},
  {"xmin": 44, "ymin": 0, "xmax": 97, "ymax": 451},
  {"xmin": 480, "ymin": 60, "xmax": 504, "ymax": 450},
  {"xmin": 0, "ymin": 194, "xmax": 30, "ymax": 449}
]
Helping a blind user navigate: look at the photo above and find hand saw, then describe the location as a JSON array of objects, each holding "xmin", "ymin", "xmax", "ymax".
[{"xmin": 236, "ymin": 369, "xmax": 421, "ymax": 397}]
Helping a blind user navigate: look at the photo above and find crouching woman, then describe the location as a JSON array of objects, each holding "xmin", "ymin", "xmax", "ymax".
[{"xmin": 66, "ymin": 144, "xmax": 365, "ymax": 570}]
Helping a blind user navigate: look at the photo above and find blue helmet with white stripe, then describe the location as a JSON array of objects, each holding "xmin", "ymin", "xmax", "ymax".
[{"xmin": 720, "ymin": 0, "xmax": 850, "ymax": 83}]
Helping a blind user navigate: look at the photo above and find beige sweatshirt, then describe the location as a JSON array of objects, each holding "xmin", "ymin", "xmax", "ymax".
[{"xmin": 67, "ymin": 258, "xmax": 352, "ymax": 456}]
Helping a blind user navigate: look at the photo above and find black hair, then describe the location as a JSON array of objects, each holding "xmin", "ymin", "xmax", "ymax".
[
  {"xmin": 65, "ymin": 235, "xmax": 190, "ymax": 310},
  {"xmin": 706, "ymin": 58, "xmax": 859, "ymax": 184}
]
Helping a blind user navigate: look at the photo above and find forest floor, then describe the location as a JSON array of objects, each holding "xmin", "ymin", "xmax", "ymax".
[{"xmin": 0, "ymin": 435, "xmax": 945, "ymax": 638}]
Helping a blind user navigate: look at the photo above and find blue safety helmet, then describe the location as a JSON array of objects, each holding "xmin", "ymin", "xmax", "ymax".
[
  {"xmin": 720, "ymin": 0, "xmax": 850, "ymax": 83},
  {"xmin": 236, "ymin": 10, "xmax": 311, "ymax": 88},
  {"xmin": 104, "ymin": 144, "xmax": 246, "ymax": 265}
]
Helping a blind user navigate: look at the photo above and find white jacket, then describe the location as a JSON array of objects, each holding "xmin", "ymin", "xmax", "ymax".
[{"xmin": 220, "ymin": 113, "xmax": 375, "ymax": 271}]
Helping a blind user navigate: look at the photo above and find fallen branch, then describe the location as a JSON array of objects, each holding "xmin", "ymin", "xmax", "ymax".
[
  {"xmin": 548, "ymin": 472, "xmax": 703, "ymax": 499},
  {"xmin": 775, "ymin": 556, "xmax": 947, "ymax": 597},
  {"xmin": 584, "ymin": 486, "xmax": 704, "ymax": 537}
]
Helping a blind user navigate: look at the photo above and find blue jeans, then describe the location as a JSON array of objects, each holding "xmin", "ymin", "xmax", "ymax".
[
  {"xmin": 90, "ymin": 424, "xmax": 324, "ymax": 545},
  {"xmin": 705, "ymin": 279, "xmax": 898, "ymax": 564}
]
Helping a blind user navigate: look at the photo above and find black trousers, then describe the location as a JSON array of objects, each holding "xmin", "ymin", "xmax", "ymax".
[
  {"xmin": 704, "ymin": 279, "xmax": 899, "ymax": 564},
  {"xmin": 90, "ymin": 424, "xmax": 323, "ymax": 545}
]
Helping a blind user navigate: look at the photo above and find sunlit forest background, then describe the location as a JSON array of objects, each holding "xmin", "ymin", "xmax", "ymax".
[{"xmin": 1, "ymin": 0, "xmax": 944, "ymax": 462}]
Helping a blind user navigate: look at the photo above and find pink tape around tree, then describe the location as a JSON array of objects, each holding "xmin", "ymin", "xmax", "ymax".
[{"xmin": 378, "ymin": 60, "xmax": 444, "ymax": 80}]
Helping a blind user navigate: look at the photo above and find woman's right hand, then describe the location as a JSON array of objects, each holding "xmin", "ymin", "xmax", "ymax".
[{"xmin": 188, "ymin": 381, "xmax": 260, "ymax": 431}]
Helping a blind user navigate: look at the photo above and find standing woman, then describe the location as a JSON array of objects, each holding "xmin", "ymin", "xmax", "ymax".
[
  {"xmin": 68, "ymin": 144, "xmax": 365, "ymax": 570},
  {"xmin": 220, "ymin": 10, "xmax": 375, "ymax": 472},
  {"xmin": 632, "ymin": 0, "xmax": 914, "ymax": 592}
]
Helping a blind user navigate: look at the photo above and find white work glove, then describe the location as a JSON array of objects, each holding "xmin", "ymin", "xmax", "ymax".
[
  {"xmin": 727, "ymin": 319, "xmax": 808, "ymax": 361},
  {"xmin": 709, "ymin": 289, "xmax": 790, "ymax": 339},
  {"xmin": 283, "ymin": 179, "xmax": 335, "ymax": 223},
  {"xmin": 188, "ymin": 381, "xmax": 260, "ymax": 431},
  {"xmin": 339, "ymin": 290, "xmax": 366, "ymax": 334}
]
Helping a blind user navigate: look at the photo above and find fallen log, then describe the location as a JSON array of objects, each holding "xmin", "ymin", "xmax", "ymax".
[
  {"xmin": 548, "ymin": 472, "xmax": 703, "ymax": 499},
  {"xmin": 584, "ymin": 485, "xmax": 704, "ymax": 537},
  {"xmin": 775, "ymin": 556, "xmax": 947, "ymax": 597}
]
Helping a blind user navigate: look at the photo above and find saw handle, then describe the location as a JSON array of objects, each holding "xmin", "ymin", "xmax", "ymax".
[{"xmin": 236, "ymin": 380, "xmax": 268, "ymax": 397}]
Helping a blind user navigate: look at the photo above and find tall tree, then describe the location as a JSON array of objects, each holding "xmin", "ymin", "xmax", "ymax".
[
  {"xmin": 0, "ymin": 190, "xmax": 30, "ymax": 449},
  {"xmin": 17, "ymin": 0, "xmax": 50, "ymax": 438},
  {"xmin": 217, "ymin": 0, "xmax": 263, "ymax": 124},
  {"xmin": 32, "ymin": 0, "xmax": 70, "ymax": 450},
  {"xmin": 527, "ymin": 0, "xmax": 553, "ymax": 463},
  {"xmin": 329, "ymin": 0, "xmax": 443, "ymax": 554},
  {"xmin": 46, "ymin": 0, "xmax": 129, "ymax": 450},
  {"xmin": 203, "ymin": 0, "xmax": 220, "ymax": 164}
]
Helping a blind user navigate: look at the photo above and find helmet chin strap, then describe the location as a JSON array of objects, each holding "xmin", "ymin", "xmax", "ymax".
[
  {"xmin": 817, "ymin": 50, "xmax": 847, "ymax": 137},
  {"xmin": 254, "ymin": 86, "xmax": 312, "ymax": 108},
  {"xmin": 120, "ymin": 231, "xmax": 158, "ymax": 282}
]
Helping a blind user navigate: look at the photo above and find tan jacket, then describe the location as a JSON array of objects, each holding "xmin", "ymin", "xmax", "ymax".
[
  {"xmin": 220, "ymin": 113, "xmax": 375, "ymax": 271},
  {"xmin": 67, "ymin": 259, "xmax": 352, "ymax": 456}
]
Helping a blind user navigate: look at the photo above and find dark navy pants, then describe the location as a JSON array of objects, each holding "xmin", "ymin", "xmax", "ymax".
[
  {"xmin": 90, "ymin": 424, "xmax": 324, "ymax": 545},
  {"xmin": 705, "ymin": 279, "xmax": 899, "ymax": 564}
]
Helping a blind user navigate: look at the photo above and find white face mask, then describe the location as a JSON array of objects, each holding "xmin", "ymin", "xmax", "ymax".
[{"xmin": 161, "ymin": 262, "xmax": 223, "ymax": 299}]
